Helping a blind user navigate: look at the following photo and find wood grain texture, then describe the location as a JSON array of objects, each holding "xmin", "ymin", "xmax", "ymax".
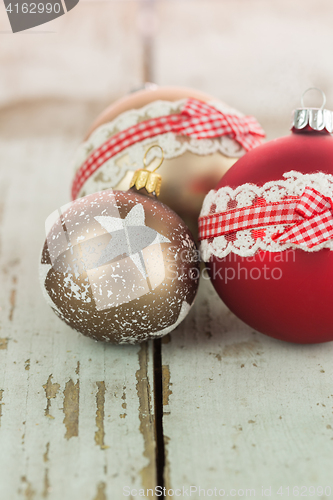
[
  {"xmin": 0, "ymin": 128, "xmax": 156, "ymax": 499},
  {"xmin": 161, "ymin": 279, "xmax": 333, "ymax": 498}
]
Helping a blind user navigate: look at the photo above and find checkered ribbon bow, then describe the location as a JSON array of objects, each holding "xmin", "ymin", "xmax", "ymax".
[
  {"xmin": 274, "ymin": 187, "xmax": 333, "ymax": 247},
  {"xmin": 198, "ymin": 186, "xmax": 333, "ymax": 248},
  {"xmin": 71, "ymin": 99, "xmax": 265, "ymax": 200}
]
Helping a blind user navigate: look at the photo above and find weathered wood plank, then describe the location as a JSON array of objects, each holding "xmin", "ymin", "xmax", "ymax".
[
  {"xmin": 161, "ymin": 279, "xmax": 333, "ymax": 497},
  {"xmin": 0, "ymin": 130, "xmax": 156, "ymax": 499}
]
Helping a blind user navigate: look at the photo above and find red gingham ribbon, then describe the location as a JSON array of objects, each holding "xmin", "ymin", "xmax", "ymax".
[
  {"xmin": 198, "ymin": 187, "xmax": 333, "ymax": 249},
  {"xmin": 71, "ymin": 98, "xmax": 265, "ymax": 200}
]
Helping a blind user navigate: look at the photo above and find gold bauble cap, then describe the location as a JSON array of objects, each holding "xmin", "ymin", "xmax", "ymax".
[{"xmin": 130, "ymin": 145, "xmax": 164, "ymax": 197}]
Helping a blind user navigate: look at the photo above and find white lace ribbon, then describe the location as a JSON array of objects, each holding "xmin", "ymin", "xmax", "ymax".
[
  {"xmin": 200, "ymin": 170, "xmax": 333, "ymax": 261},
  {"xmin": 72, "ymin": 99, "xmax": 247, "ymax": 198}
]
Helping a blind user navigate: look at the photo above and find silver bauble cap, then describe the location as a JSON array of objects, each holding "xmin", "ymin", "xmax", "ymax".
[{"xmin": 292, "ymin": 88, "xmax": 333, "ymax": 133}]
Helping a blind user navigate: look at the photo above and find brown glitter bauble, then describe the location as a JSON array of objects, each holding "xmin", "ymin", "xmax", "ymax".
[{"xmin": 40, "ymin": 189, "xmax": 199, "ymax": 344}]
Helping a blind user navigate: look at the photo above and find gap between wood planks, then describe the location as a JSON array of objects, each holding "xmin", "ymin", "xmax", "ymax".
[{"xmin": 153, "ymin": 339, "xmax": 166, "ymax": 490}]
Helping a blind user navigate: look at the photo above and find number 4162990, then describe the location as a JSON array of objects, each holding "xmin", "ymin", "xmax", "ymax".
[{"xmin": 6, "ymin": 3, "xmax": 61, "ymax": 14}]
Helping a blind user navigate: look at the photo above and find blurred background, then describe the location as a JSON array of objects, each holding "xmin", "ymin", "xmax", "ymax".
[{"xmin": 1, "ymin": 0, "xmax": 333, "ymax": 202}]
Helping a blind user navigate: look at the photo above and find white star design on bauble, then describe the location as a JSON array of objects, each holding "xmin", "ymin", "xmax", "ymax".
[{"xmin": 94, "ymin": 203, "xmax": 171, "ymax": 278}]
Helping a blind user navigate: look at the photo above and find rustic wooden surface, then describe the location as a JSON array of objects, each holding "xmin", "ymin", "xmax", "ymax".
[
  {"xmin": 1, "ymin": 1, "xmax": 333, "ymax": 499},
  {"xmin": 0, "ymin": 132, "xmax": 157, "ymax": 499},
  {"xmin": 162, "ymin": 281, "xmax": 333, "ymax": 498}
]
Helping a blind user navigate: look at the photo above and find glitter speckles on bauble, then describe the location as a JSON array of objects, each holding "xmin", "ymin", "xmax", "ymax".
[{"xmin": 40, "ymin": 189, "xmax": 199, "ymax": 344}]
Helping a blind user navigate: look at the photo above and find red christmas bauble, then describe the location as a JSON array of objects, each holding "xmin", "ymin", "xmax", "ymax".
[{"xmin": 199, "ymin": 95, "xmax": 333, "ymax": 343}]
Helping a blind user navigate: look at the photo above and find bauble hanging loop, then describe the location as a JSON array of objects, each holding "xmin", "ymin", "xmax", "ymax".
[
  {"xmin": 300, "ymin": 87, "xmax": 326, "ymax": 109},
  {"xmin": 142, "ymin": 144, "xmax": 165, "ymax": 171}
]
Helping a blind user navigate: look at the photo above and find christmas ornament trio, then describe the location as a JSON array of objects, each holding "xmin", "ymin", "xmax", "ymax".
[{"xmin": 40, "ymin": 86, "xmax": 333, "ymax": 345}]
